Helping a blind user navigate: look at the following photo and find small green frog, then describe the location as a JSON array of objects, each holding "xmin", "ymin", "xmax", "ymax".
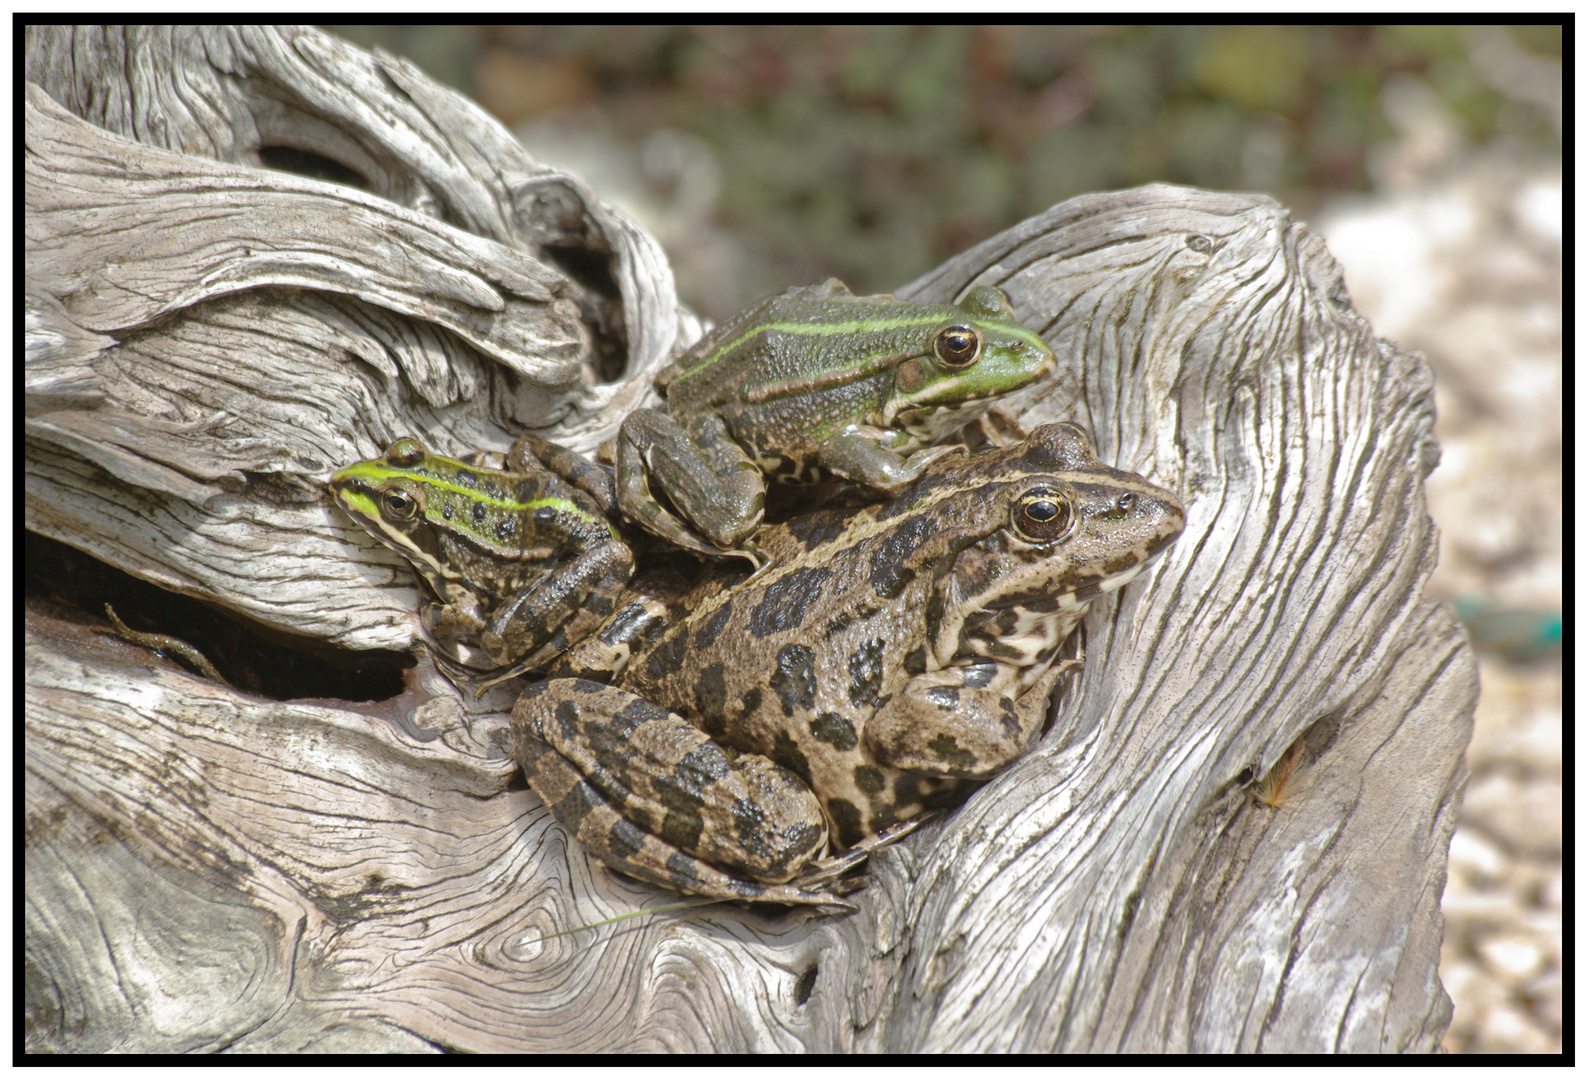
[
  {"xmin": 513, "ymin": 423, "xmax": 1185, "ymax": 905},
  {"xmin": 328, "ymin": 436, "xmax": 633, "ymax": 684},
  {"xmin": 616, "ymin": 280, "xmax": 1056, "ymax": 564}
]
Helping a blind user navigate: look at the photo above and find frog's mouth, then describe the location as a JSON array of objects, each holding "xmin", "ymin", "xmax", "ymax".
[{"xmin": 886, "ymin": 344, "xmax": 1054, "ymax": 440}]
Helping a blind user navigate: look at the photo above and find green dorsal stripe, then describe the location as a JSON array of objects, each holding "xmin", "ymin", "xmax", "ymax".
[
  {"xmin": 332, "ymin": 464, "xmax": 617, "ymax": 538},
  {"xmin": 674, "ymin": 314, "xmax": 1045, "ymax": 387}
]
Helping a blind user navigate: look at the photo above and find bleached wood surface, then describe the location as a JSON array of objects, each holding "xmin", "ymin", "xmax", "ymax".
[{"xmin": 25, "ymin": 25, "xmax": 1471, "ymax": 1053}]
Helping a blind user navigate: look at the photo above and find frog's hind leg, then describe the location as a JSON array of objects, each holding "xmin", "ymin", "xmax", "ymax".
[
  {"xmin": 479, "ymin": 541, "xmax": 634, "ymax": 680},
  {"xmin": 614, "ymin": 409, "xmax": 765, "ymax": 560},
  {"xmin": 511, "ymin": 679, "xmax": 854, "ymax": 907},
  {"xmin": 506, "ymin": 432, "xmax": 620, "ymax": 517}
]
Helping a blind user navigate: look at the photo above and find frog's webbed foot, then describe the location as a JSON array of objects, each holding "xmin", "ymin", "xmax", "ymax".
[
  {"xmin": 615, "ymin": 408, "xmax": 767, "ymax": 560},
  {"xmin": 901, "ymin": 442, "xmax": 968, "ymax": 474},
  {"xmin": 789, "ymin": 813, "xmax": 941, "ymax": 889},
  {"xmin": 737, "ymin": 538, "xmax": 775, "ymax": 577},
  {"xmin": 818, "ymin": 433, "xmax": 964, "ymax": 493},
  {"xmin": 781, "ymin": 277, "xmax": 856, "ymax": 302}
]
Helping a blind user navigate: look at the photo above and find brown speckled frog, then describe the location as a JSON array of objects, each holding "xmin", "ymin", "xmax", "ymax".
[{"xmin": 510, "ymin": 422, "xmax": 1186, "ymax": 906}]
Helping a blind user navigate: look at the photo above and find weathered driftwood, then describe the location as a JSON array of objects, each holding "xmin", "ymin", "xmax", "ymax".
[{"xmin": 25, "ymin": 26, "xmax": 1473, "ymax": 1053}]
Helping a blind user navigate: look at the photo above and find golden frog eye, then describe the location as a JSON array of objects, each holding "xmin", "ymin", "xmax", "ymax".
[
  {"xmin": 386, "ymin": 438, "xmax": 428, "ymax": 468},
  {"xmin": 378, "ymin": 480, "xmax": 424, "ymax": 523},
  {"xmin": 934, "ymin": 324, "xmax": 982, "ymax": 369},
  {"xmin": 1011, "ymin": 484, "xmax": 1073, "ymax": 543}
]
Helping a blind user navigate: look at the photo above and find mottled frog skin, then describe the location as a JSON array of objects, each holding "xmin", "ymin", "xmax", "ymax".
[
  {"xmin": 511, "ymin": 423, "xmax": 1185, "ymax": 905},
  {"xmin": 328, "ymin": 435, "xmax": 633, "ymax": 684},
  {"xmin": 615, "ymin": 279, "xmax": 1056, "ymax": 564}
]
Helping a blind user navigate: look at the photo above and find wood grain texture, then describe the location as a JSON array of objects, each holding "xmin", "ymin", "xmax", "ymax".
[{"xmin": 25, "ymin": 25, "xmax": 1471, "ymax": 1054}]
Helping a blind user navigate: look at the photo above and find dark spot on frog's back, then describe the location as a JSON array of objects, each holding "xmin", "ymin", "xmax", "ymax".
[
  {"xmin": 516, "ymin": 680, "xmax": 552, "ymax": 704},
  {"xmin": 748, "ymin": 567, "xmax": 832, "ymax": 637},
  {"xmin": 664, "ymin": 851, "xmax": 715, "ymax": 890},
  {"xmin": 769, "ymin": 643, "xmax": 817, "ymax": 716},
  {"xmin": 893, "ymin": 772, "xmax": 926, "ymax": 806},
  {"xmin": 737, "ymin": 686, "xmax": 763, "ymax": 722},
  {"xmin": 826, "ymin": 798, "xmax": 865, "ymax": 849},
  {"xmin": 771, "ymin": 731, "xmax": 813, "ymax": 785},
  {"xmin": 646, "ymin": 627, "xmax": 689, "ymax": 679},
  {"xmin": 695, "ymin": 662, "xmax": 728, "ymax": 732},
  {"xmin": 784, "ymin": 507, "xmax": 849, "ymax": 551},
  {"xmin": 853, "ymin": 765, "xmax": 884, "ymax": 796},
  {"xmin": 847, "ymin": 638, "xmax": 885, "ymax": 708},
  {"xmin": 659, "ymin": 804, "xmax": 706, "ymax": 864},
  {"xmin": 825, "ymin": 599, "xmax": 878, "ymax": 637},
  {"xmin": 869, "ymin": 513, "xmax": 933, "ymax": 598},
  {"xmin": 552, "ymin": 779, "xmax": 603, "ymax": 831},
  {"xmin": 693, "ymin": 602, "xmax": 733, "ymax": 650},
  {"xmin": 553, "ymin": 698, "xmax": 583, "ymax": 739},
  {"xmin": 612, "ymin": 694, "xmax": 671, "ymax": 738},
  {"xmin": 868, "ymin": 488, "xmax": 921, "ymax": 522},
  {"xmin": 809, "ymin": 712, "xmax": 857, "ymax": 751},
  {"xmin": 606, "ymin": 816, "xmax": 646, "ymax": 861},
  {"xmin": 928, "ymin": 733, "xmax": 979, "ymax": 774}
]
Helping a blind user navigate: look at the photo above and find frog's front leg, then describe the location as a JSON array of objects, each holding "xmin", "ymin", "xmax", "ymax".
[
  {"xmin": 972, "ymin": 406, "xmax": 1031, "ymax": 448},
  {"xmin": 511, "ymin": 679, "xmax": 851, "ymax": 905},
  {"xmin": 863, "ymin": 658, "xmax": 1071, "ymax": 779},
  {"xmin": 615, "ymin": 409, "xmax": 766, "ymax": 561},
  {"xmin": 817, "ymin": 428, "xmax": 964, "ymax": 493},
  {"xmin": 479, "ymin": 541, "xmax": 634, "ymax": 681}
]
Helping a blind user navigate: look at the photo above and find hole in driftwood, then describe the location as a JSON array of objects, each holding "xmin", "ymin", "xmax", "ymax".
[
  {"xmin": 793, "ymin": 965, "xmax": 819, "ymax": 1005},
  {"xmin": 540, "ymin": 242, "xmax": 628, "ymax": 384},
  {"xmin": 26, "ymin": 531, "xmax": 409, "ymax": 703},
  {"xmin": 1250, "ymin": 712, "xmax": 1343, "ymax": 811},
  {"xmin": 258, "ymin": 145, "xmax": 370, "ymax": 191}
]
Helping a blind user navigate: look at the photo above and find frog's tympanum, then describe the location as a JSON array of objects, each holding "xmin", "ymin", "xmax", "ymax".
[
  {"xmin": 329, "ymin": 436, "xmax": 633, "ymax": 684},
  {"xmin": 512, "ymin": 423, "xmax": 1185, "ymax": 905},
  {"xmin": 615, "ymin": 280, "xmax": 1057, "ymax": 565}
]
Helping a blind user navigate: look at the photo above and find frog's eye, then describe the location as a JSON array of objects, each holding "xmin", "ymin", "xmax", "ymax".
[
  {"xmin": 1011, "ymin": 485, "xmax": 1073, "ymax": 543},
  {"xmin": 378, "ymin": 481, "xmax": 424, "ymax": 523},
  {"xmin": 386, "ymin": 438, "xmax": 428, "ymax": 467},
  {"xmin": 934, "ymin": 325, "xmax": 983, "ymax": 369}
]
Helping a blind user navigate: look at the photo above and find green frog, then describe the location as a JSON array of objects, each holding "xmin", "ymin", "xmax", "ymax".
[
  {"xmin": 513, "ymin": 423, "xmax": 1186, "ymax": 905},
  {"xmin": 616, "ymin": 280, "xmax": 1057, "ymax": 565},
  {"xmin": 328, "ymin": 435, "xmax": 633, "ymax": 684}
]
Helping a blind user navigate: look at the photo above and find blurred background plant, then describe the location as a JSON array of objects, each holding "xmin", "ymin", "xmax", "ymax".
[
  {"xmin": 331, "ymin": 25, "xmax": 1558, "ymax": 318},
  {"xmin": 329, "ymin": 26, "xmax": 1563, "ymax": 1054}
]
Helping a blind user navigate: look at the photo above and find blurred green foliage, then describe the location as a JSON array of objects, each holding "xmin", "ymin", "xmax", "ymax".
[{"xmin": 329, "ymin": 25, "xmax": 1561, "ymax": 315}]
